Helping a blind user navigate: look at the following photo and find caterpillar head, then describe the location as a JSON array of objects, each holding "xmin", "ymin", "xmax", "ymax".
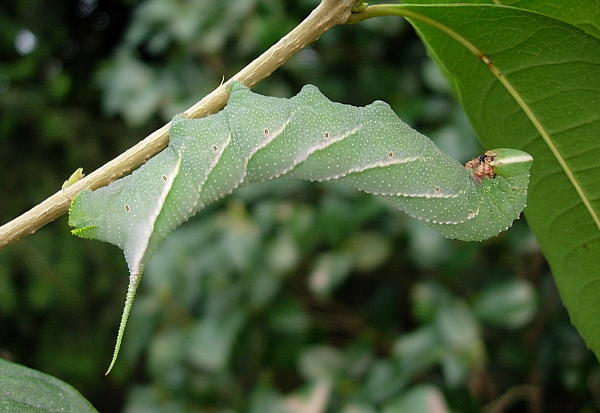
[{"xmin": 466, "ymin": 148, "xmax": 532, "ymax": 182}]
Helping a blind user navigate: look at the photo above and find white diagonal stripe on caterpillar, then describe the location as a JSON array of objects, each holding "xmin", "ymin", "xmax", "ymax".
[
  {"xmin": 323, "ymin": 156, "xmax": 420, "ymax": 182},
  {"xmin": 192, "ymin": 133, "xmax": 232, "ymax": 212},
  {"xmin": 262, "ymin": 125, "xmax": 364, "ymax": 181}
]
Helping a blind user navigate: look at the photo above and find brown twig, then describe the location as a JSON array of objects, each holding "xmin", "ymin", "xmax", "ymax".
[
  {"xmin": 484, "ymin": 384, "xmax": 541, "ymax": 413},
  {"xmin": 0, "ymin": 0, "xmax": 356, "ymax": 249}
]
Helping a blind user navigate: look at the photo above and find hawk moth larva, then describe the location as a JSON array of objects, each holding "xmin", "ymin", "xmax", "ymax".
[{"xmin": 69, "ymin": 82, "xmax": 532, "ymax": 372}]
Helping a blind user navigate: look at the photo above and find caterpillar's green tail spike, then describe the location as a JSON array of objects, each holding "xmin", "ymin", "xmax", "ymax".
[{"xmin": 105, "ymin": 272, "xmax": 142, "ymax": 375}]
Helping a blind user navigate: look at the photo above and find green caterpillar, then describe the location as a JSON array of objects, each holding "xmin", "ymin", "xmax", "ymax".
[{"xmin": 69, "ymin": 82, "xmax": 532, "ymax": 373}]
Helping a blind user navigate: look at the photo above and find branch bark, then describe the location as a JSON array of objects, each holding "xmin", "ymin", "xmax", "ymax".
[{"xmin": 0, "ymin": 0, "xmax": 356, "ymax": 249}]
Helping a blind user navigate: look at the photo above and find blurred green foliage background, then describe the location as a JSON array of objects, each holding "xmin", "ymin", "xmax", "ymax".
[{"xmin": 1, "ymin": 1, "xmax": 598, "ymax": 412}]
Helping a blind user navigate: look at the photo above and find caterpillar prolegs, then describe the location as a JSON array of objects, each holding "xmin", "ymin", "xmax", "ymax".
[{"xmin": 69, "ymin": 82, "xmax": 532, "ymax": 372}]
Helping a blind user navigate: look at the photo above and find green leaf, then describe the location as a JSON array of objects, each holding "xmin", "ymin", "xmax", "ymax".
[
  {"xmin": 386, "ymin": 2, "xmax": 600, "ymax": 357},
  {"xmin": 0, "ymin": 358, "xmax": 97, "ymax": 413},
  {"xmin": 473, "ymin": 279, "xmax": 537, "ymax": 328},
  {"xmin": 308, "ymin": 252, "xmax": 353, "ymax": 298},
  {"xmin": 186, "ymin": 310, "xmax": 246, "ymax": 372},
  {"xmin": 299, "ymin": 346, "xmax": 345, "ymax": 383},
  {"xmin": 283, "ymin": 381, "xmax": 331, "ymax": 413},
  {"xmin": 499, "ymin": 0, "xmax": 600, "ymax": 38},
  {"xmin": 341, "ymin": 404, "xmax": 378, "ymax": 413},
  {"xmin": 393, "ymin": 326, "xmax": 442, "ymax": 379},
  {"xmin": 403, "ymin": 0, "xmax": 600, "ymax": 38},
  {"xmin": 434, "ymin": 298, "xmax": 485, "ymax": 385},
  {"xmin": 382, "ymin": 385, "xmax": 450, "ymax": 413}
]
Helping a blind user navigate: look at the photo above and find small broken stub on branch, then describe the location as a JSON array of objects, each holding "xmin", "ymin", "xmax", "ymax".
[{"xmin": 465, "ymin": 151, "xmax": 497, "ymax": 182}]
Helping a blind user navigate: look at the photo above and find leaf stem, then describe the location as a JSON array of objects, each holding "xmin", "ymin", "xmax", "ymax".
[{"xmin": 0, "ymin": 0, "xmax": 357, "ymax": 249}]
